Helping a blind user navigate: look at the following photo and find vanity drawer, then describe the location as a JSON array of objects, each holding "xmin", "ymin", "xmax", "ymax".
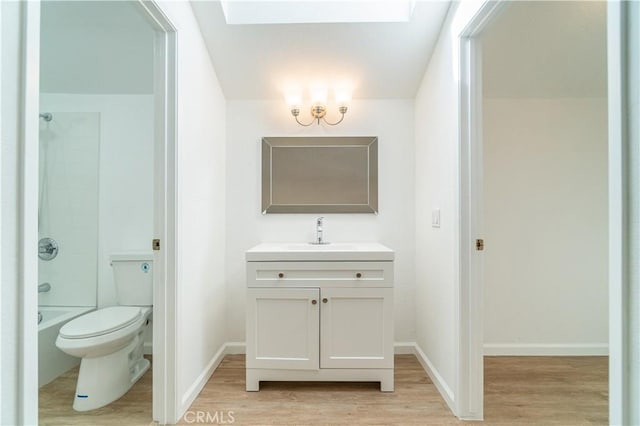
[{"xmin": 247, "ymin": 261, "xmax": 393, "ymax": 288}]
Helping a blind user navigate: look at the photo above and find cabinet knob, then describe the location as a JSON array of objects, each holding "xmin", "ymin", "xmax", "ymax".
[
  {"xmin": 356, "ymin": 272, "xmax": 362, "ymax": 278},
  {"xmin": 311, "ymin": 299, "xmax": 317, "ymax": 305},
  {"xmin": 278, "ymin": 272, "xmax": 284, "ymax": 278},
  {"xmin": 322, "ymin": 298, "xmax": 328, "ymax": 303}
]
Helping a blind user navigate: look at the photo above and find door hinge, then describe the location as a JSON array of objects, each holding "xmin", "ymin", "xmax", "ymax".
[
  {"xmin": 152, "ymin": 239, "xmax": 161, "ymax": 251},
  {"xmin": 475, "ymin": 239, "xmax": 484, "ymax": 251}
]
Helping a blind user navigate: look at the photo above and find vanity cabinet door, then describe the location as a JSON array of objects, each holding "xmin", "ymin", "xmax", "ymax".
[
  {"xmin": 320, "ymin": 287, "xmax": 394, "ymax": 369},
  {"xmin": 246, "ymin": 288, "xmax": 320, "ymax": 370}
]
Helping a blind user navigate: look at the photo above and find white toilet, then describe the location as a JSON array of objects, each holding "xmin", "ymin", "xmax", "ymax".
[{"xmin": 56, "ymin": 253, "xmax": 153, "ymax": 411}]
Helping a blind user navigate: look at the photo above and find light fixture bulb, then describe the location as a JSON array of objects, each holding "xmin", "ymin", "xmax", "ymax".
[
  {"xmin": 334, "ymin": 88, "xmax": 352, "ymax": 107},
  {"xmin": 285, "ymin": 91, "xmax": 303, "ymax": 109},
  {"xmin": 310, "ymin": 86, "xmax": 328, "ymax": 106}
]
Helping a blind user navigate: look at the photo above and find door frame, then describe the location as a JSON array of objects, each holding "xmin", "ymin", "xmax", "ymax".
[
  {"xmin": 19, "ymin": 1, "xmax": 179, "ymax": 423},
  {"xmin": 456, "ymin": 1, "xmax": 505, "ymax": 419},
  {"xmin": 459, "ymin": 0, "xmax": 629, "ymax": 422},
  {"xmin": 20, "ymin": 2, "xmax": 42, "ymax": 424},
  {"xmin": 607, "ymin": 1, "xmax": 636, "ymax": 424},
  {"xmin": 136, "ymin": 1, "xmax": 178, "ymax": 423}
]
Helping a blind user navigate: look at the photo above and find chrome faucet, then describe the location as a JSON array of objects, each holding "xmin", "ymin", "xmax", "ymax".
[
  {"xmin": 311, "ymin": 217, "xmax": 329, "ymax": 245},
  {"xmin": 38, "ymin": 282, "xmax": 51, "ymax": 293}
]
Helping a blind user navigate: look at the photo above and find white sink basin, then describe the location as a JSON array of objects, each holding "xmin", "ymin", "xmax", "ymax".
[
  {"xmin": 246, "ymin": 242, "xmax": 394, "ymax": 262},
  {"xmin": 286, "ymin": 243, "xmax": 357, "ymax": 251}
]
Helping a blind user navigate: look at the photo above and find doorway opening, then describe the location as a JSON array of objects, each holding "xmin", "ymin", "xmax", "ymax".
[
  {"xmin": 458, "ymin": 0, "xmax": 609, "ymax": 422},
  {"xmin": 34, "ymin": 1, "xmax": 177, "ymax": 423},
  {"xmin": 479, "ymin": 2, "xmax": 608, "ymax": 423}
]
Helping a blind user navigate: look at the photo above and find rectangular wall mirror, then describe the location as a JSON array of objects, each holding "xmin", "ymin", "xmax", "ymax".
[{"xmin": 262, "ymin": 136, "xmax": 378, "ymax": 214}]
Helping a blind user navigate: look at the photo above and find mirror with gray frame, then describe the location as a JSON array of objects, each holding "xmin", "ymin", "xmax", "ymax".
[{"xmin": 262, "ymin": 136, "xmax": 378, "ymax": 214}]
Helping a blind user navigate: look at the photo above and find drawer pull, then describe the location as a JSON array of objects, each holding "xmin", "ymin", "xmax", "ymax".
[
  {"xmin": 311, "ymin": 299, "xmax": 317, "ymax": 305},
  {"xmin": 356, "ymin": 272, "xmax": 362, "ymax": 278},
  {"xmin": 322, "ymin": 298, "xmax": 328, "ymax": 303},
  {"xmin": 278, "ymin": 272, "xmax": 284, "ymax": 278}
]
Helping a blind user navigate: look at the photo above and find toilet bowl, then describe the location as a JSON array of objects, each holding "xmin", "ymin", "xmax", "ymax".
[
  {"xmin": 55, "ymin": 253, "xmax": 153, "ymax": 411},
  {"xmin": 56, "ymin": 306, "xmax": 151, "ymax": 411}
]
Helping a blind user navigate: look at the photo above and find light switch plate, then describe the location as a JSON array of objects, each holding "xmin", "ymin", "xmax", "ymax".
[{"xmin": 432, "ymin": 208, "xmax": 440, "ymax": 228}]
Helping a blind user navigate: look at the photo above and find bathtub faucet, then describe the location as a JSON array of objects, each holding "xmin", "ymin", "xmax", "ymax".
[{"xmin": 38, "ymin": 282, "xmax": 51, "ymax": 293}]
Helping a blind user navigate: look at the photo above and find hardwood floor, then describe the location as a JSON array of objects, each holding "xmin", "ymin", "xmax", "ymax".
[
  {"xmin": 38, "ymin": 354, "xmax": 607, "ymax": 425},
  {"xmin": 181, "ymin": 355, "xmax": 454, "ymax": 425},
  {"xmin": 483, "ymin": 356, "xmax": 608, "ymax": 425}
]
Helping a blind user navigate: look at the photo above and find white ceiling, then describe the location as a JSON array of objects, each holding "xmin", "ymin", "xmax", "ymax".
[
  {"xmin": 190, "ymin": 1, "xmax": 451, "ymax": 100},
  {"xmin": 481, "ymin": 1, "xmax": 607, "ymax": 98}
]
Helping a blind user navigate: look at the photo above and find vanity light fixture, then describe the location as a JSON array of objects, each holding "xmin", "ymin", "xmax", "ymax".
[
  {"xmin": 290, "ymin": 104, "xmax": 348, "ymax": 126},
  {"xmin": 287, "ymin": 87, "xmax": 350, "ymax": 126}
]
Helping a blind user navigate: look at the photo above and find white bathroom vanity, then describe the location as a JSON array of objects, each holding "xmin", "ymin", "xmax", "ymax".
[{"xmin": 245, "ymin": 242, "xmax": 395, "ymax": 391}]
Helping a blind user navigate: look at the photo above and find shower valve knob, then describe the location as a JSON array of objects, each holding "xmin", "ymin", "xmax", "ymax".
[{"xmin": 38, "ymin": 237, "xmax": 59, "ymax": 261}]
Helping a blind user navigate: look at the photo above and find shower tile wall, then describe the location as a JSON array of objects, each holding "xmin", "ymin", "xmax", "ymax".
[
  {"xmin": 39, "ymin": 112, "xmax": 99, "ymax": 307},
  {"xmin": 40, "ymin": 94, "xmax": 154, "ymax": 309}
]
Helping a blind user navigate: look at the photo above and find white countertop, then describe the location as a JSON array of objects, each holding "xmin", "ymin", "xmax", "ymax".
[{"xmin": 246, "ymin": 242, "xmax": 395, "ymax": 262}]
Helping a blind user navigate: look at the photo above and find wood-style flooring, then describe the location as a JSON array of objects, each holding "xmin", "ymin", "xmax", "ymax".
[
  {"xmin": 483, "ymin": 356, "xmax": 607, "ymax": 425},
  {"xmin": 38, "ymin": 355, "xmax": 607, "ymax": 425}
]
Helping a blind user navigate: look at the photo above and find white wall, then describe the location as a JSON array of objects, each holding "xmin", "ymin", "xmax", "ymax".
[
  {"xmin": 155, "ymin": 1, "xmax": 227, "ymax": 418},
  {"xmin": 414, "ymin": 7, "xmax": 458, "ymax": 404},
  {"xmin": 225, "ymin": 99, "xmax": 416, "ymax": 343},
  {"xmin": 39, "ymin": 94, "xmax": 155, "ymax": 309},
  {"xmin": 40, "ymin": 1, "xmax": 154, "ymax": 95},
  {"xmin": 413, "ymin": 0, "xmax": 491, "ymax": 414},
  {"xmin": 482, "ymin": 97, "xmax": 608, "ymax": 354}
]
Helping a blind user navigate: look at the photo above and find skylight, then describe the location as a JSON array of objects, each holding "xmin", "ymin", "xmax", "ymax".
[{"xmin": 220, "ymin": 1, "xmax": 416, "ymax": 25}]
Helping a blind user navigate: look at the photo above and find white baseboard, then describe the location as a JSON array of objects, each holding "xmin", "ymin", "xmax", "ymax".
[
  {"xmin": 394, "ymin": 342, "xmax": 416, "ymax": 354},
  {"xmin": 224, "ymin": 342, "xmax": 246, "ymax": 355},
  {"xmin": 180, "ymin": 343, "xmax": 227, "ymax": 413},
  {"xmin": 483, "ymin": 343, "xmax": 609, "ymax": 356},
  {"xmin": 412, "ymin": 343, "xmax": 456, "ymax": 414}
]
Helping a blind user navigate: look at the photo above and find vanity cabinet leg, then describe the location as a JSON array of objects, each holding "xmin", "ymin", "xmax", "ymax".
[
  {"xmin": 380, "ymin": 370, "xmax": 394, "ymax": 392},
  {"xmin": 246, "ymin": 370, "xmax": 260, "ymax": 391}
]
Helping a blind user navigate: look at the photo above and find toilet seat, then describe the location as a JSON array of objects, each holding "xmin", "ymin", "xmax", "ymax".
[{"xmin": 60, "ymin": 306, "xmax": 142, "ymax": 339}]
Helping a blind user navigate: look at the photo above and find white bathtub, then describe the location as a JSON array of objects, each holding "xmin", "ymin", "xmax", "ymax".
[{"xmin": 38, "ymin": 306, "xmax": 94, "ymax": 387}]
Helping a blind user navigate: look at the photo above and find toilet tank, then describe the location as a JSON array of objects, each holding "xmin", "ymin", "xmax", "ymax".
[{"xmin": 110, "ymin": 253, "xmax": 153, "ymax": 306}]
